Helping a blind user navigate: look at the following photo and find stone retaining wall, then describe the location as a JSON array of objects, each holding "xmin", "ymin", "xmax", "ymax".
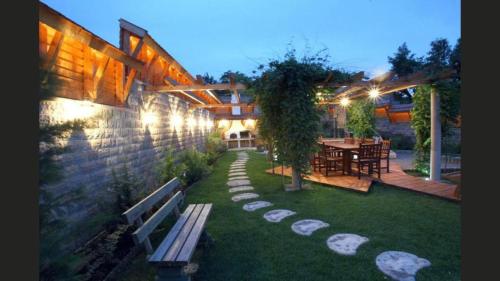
[{"xmin": 39, "ymin": 82, "xmax": 214, "ymax": 222}]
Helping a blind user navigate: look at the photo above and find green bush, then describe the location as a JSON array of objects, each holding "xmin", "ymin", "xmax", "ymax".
[
  {"xmin": 346, "ymin": 99, "xmax": 376, "ymax": 138},
  {"xmin": 108, "ymin": 164, "xmax": 142, "ymax": 214},
  {"xmin": 205, "ymin": 130, "xmax": 227, "ymax": 165},
  {"xmin": 156, "ymin": 148, "xmax": 184, "ymax": 185},
  {"xmin": 178, "ymin": 148, "xmax": 212, "ymax": 186}
]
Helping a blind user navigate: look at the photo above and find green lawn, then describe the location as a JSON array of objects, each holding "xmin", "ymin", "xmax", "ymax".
[{"xmin": 118, "ymin": 151, "xmax": 461, "ymax": 281}]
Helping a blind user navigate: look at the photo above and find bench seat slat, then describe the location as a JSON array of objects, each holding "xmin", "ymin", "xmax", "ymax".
[
  {"xmin": 132, "ymin": 191, "xmax": 182, "ymax": 244},
  {"xmin": 148, "ymin": 204, "xmax": 196, "ymax": 263},
  {"xmin": 162, "ymin": 204, "xmax": 205, "ymax": 264},
  {"xmin": 175, "ymin": 203, "xmax": 213, "ymax": 263},
  {"xmin": 122, "ymin": 178, "xmax": 181, "ymax": 224}
]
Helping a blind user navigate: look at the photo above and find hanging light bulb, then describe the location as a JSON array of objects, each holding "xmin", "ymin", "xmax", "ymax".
[
  {"xmin": 368, "ymin": 87, "xmax": 380, "ymax": 99},
  {"xmin": 340, "ymin": 97, "xmax": 350, "ymax": 107}
]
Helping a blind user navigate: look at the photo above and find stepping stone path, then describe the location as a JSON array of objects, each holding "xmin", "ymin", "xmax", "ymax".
[
  {"xmin": 263, "ymin": 209, "xmax": 296, "ymax": 223},
  {"xmin": 229, "ymin": 168, "xmax": 246, "ymax": 173},
  {"xmin": 228, "ymin": 186, "xmax": 254, "ymax": 193},
  {"xmin": 242, "ymin": 201, "xmax": 273, "ymax": 212},
  {"xmin": 231, "ymin": 192, "xmax": 259, "ymax": 202},
  {"xmin": 326, "ymin": 234, "xmax": 369, "ymax": 256},
  {"xmin": 228, "ymin": 172, "xmax": 247, "ymax": 177},
  {"xmin": 375, "ymin": 251, "xmax": 431, "ymax": 281},
  {"xmin": 291, "ymin": 219, "xmax": 330, "ymax": 236},
  {"xmin": 222, "ymin": 151, "xmax": 434, "ymax": 280},
  {"xmin": 228, "ymin": 176, "xmax": 249, "ymax": 181},
  {"xmin": 227, "ymin": 179, "xmax": 251, "ymax": 187}
]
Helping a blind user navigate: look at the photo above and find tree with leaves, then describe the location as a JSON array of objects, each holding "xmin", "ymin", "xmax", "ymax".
[
  {"xmin": 251, "ymin": 50, "xmax": 330, "ymax": 190},
  {"xmin": 389, "ymin": 38, "xmax": 461, "ymax": 174},
  {"xmin": 346, "ymin": 99, "xmax": 376, "ymax": 138}
]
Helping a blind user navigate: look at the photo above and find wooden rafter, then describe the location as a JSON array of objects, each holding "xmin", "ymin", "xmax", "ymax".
[
  {"xmin": 41, "ymin": 31, "xmax": 65, "ymax": 70},
  {"xmin": 40, "ymin": 2, "xmax": 144, "ymax": 71},
  {"xmin": 190, "ymin": 103, "xmax": 253, "ymax": 109},
  {"xmin": 93, "ymin": 56, "xmax": 111, "ymax": 97},
  {"xmin": 148, "ymin": 83, "xmax": 246, "ymax": 92}
]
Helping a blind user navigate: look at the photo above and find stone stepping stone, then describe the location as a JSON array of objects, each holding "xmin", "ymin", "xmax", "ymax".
[
  {"xmin": 228, "ymin": 176, "xmax": 249, "ymax": 181},
  {"xmin": 228, "ymin": 186, "xmax": 254, "ymax": 193},
  {"xmin": 229, "ymin": 168, "xmax": 246, "ymax": 173},
  {"xmin": 231, "ymin": 193, "xmax": 259, "ymax": 202},
  {"xmin": 242, "ymin": 201, "xmax": 273, "ymax": 211},
  {"xmin": 233, "ymin": 161, "xmax": 247, "ymax": 164},
  {"xmin": 291, "ymin": 219, "xmax": 329, "ymax": 236},
  {"xmin": 227, "ymin": 179, "xmax": 251, "ymax": 187},
  {"xmin": 230, "ymin": 164, "xmax": 246, "ymax": 168},
  {"xmin": 263, "ymin": 209, "xmax": 297, "ymax": 223},
  {"xmin": 376, "ymin": 251, "xmax": 431, "ymax": 281},
  {"xmin": 326, "ymin": 234, "xmax": 369, "ymax": 256},
  {"xmin": 228, "ymin": 172, "xmax": 247, "ymax": 177}
]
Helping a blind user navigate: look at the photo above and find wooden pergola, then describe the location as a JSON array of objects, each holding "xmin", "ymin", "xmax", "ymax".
[{"xmin": 317, "ymin": 68, "xmax": 459, "ymax": 181}]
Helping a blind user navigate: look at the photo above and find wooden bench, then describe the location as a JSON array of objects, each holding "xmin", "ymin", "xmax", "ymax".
[{"xmin": 122, "ymin": 177, "xmax": 213, "ymax": 281}]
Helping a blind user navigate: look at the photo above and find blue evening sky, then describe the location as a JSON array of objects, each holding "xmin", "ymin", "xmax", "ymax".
[{"xmin": 41, "ymin": 0, "xmax": 460, "ymax": 79}]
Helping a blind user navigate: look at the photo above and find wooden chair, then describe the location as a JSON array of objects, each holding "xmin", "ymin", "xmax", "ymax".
[
  {"xmin": 122, "ymin": 177, "xmax": 213, "ymax": 281},
  {"xmin": 351, "ymin": 143, "xmax": 383, "ymax": 179},
  {"xmin": 380, "ymin": 139, "xmax": 391, "ymax": 173},
  {"xmin": 319, "ymin": 143, "xmax": 344, "ymax": 176},
  {"xmin": 362, "ymin": 138, "xmax": 375, "ymax": 144},
  {"xmin": 310, "ymin": 148, "xmax": 321, "ymax": 172},
  {"xmin": 344, "ymin": 137, "xmax": 355, "ymax": 144}
]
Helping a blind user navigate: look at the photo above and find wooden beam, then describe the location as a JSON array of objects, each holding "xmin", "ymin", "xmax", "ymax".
[
  {"xmin": 131, "ymin": 38, "xmax": 144, "ymax": 59},
  {"xmin": 39, "ymin": 2, "xmax": 144, "ymax": 70},
  {"xmin": 190, "ymin": 103, "xmax": 252, "ymax": 109},
  {"xmin": 42, "ymin": 31, "xmax": 64, "ymax": 70},
  {"xmin": 93, "ymin": 56, "xmax": 110, "ymax": 97},
  {"xmin": 83, "ymin": 45, "xmax": 94, "ymax": 100},
  {"xmin": 149, "ymin": 83, "xmax": 246, "ymax": 92},
  {"xmin": 142, "ymin": 53, "xmax": 159, "ymax": 81},
  {"xmin": 123, "ymin": 68, "xmax": 137, "ymax": 101}
]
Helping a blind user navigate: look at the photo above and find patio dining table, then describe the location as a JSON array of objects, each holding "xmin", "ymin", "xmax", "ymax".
[{"xmin": 321, "ymin": 141, "xmax": 360, "ymax": 175}]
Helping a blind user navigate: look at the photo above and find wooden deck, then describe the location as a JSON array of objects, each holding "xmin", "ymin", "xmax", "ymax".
[{"xmin": 265, "ymin": 162, "xmax": 460, "ymax": 201}]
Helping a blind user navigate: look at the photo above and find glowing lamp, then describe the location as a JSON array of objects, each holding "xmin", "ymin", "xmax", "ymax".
[
  {"xmin": 142, "ymin": 112, "xmax": 157, "ymax": 126},
  {"xmin": 340, "ymin": 97, "xmax": 350, "ymax": 107},
  {"xmin": 187, "ymin": 116, "xmax": 197, "ymax": 129},
  {"xmin": 171, "ymin": 113, "xmax": 183, "ymax": 130},
  {"xmin": 368, "ymin": 88, "xmax": 380, "ymax": 99}
]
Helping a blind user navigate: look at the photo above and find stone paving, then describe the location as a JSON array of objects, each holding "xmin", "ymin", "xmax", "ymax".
[{"xmin": 225, "ymin": 151, "xmax": 430, "ymax": 280}]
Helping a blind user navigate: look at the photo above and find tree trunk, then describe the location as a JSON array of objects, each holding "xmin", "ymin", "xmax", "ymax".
[{"xmin": 291, "ymin": 167, "xmax": 302, "ymax": 190}]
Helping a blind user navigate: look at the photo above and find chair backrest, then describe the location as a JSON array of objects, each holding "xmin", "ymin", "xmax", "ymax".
[
  {"xmin": 358, "ymin": 143, "xmax": 382, "ymax": 160},
  {"xmin": 381, "ymin": 139, "xmax": 391, "ymax": 154},
  {"xmin": 362, "ymin": 138, "xmax": 375, "ymax": 144},
  {"xmin": 122, "ymin": 177, "xmax": 183, "ymax": 247}
]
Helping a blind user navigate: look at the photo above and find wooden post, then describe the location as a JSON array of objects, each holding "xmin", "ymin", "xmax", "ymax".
[{"xmin": 430, "ymin": 86, "xmax": 441, "ymax": 181}]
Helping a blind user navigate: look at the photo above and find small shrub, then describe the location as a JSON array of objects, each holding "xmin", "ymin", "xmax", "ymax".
[
  {"xmin": 205, "ymin": 130, "xmax": 227, "ymax": 165},
  {"xmin": 156, "ymin": 148, "xmax": 184, "ymax": 185},
  {"xmin": 178, "ymin": 148, "xmax": 212, "ymax": 186},
  {"xmin": 108, "ymin": 164, "xmax": 142, "ymax": 214}
]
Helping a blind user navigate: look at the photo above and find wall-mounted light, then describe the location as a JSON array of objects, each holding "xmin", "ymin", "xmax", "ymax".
[
  {"xmin": 244, "ymin": 118, "xmax": 255, "ymax": 128},
  {"xmin": 198, "ymin": 118, "xmax": 206, "ymax": 129},
  {"xmin": 142, "ymin": 111, "xmax": 157, "ymax": 126},
  {"xmin": 207, "ymin": 119, "xmax": 214, "ymax": 129},
  {"xmin": 368, "ymin": 87, "xmax": 380, "ymax": 99},
  {"xmin": 187, "ymin": 115, "xmax": 197, "ymax": 129},
  {"xmin": 340, "ymin": 97, "xmax": 350, "ymax": 107},
  {"xmin": 57, "ymin": 100, "xmax": 96, "ymax": 121},
  {"xmin": 171, "ymin": 112, "xmax": 184, "ymax": 130},
  {"xmin": 218, "ymin": 119, "xmax": 229, "ymax": 129}
]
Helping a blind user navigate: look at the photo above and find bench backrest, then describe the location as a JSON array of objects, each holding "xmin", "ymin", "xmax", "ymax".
[{"xmin": 122, "ymin": 177, "xmax": 183, "ymax": 253}]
